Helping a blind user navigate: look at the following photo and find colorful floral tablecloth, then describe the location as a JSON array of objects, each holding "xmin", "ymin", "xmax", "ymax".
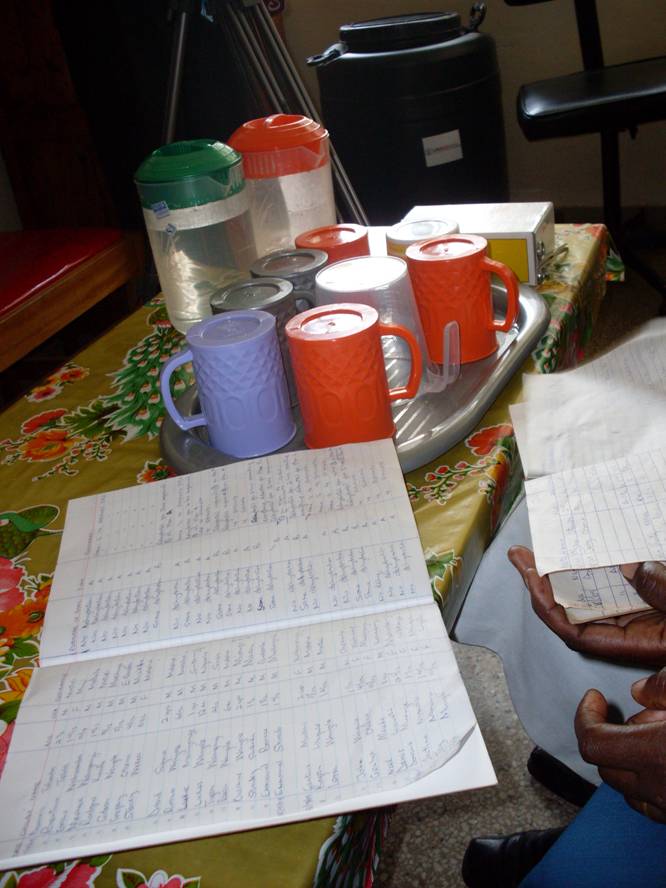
[{"xmin": 0, "ymin": 224, "xmax": 607, "ymax": 888}]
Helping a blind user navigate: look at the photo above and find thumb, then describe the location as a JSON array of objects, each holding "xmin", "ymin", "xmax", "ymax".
[
  {"xmin": 632, "ymin": 668, "xmax": 666, "ymax": 709},
  {"xmin": 629, "ymin": 562, "xmax": 666, "ymax": 612},
  {"xmin": 574, "ymin": 688, "xmax": 608, "ymax": 739}
]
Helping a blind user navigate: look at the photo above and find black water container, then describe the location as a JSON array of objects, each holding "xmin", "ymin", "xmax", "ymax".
[{"xmin": 309, "ymin": 10, "xmax": 509, "ymax": 224}]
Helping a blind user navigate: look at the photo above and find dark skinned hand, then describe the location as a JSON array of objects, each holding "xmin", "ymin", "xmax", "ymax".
[
  {"xmin": 575, "ymin": 670, "xmax": 666, "ymax": 823},
  {"xmin": 508, "ymin": 547, "xmax": 666, "ymax": 667}
]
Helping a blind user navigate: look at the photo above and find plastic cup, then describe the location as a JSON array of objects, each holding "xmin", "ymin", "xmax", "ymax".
[{"xmin": 314, "ymin": 255, "xmax": 458, "ymax": 393}]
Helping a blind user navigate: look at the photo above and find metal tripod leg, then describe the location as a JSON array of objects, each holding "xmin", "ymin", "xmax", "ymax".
[
  {"xmin": 250, "ymin": 2, "xmax": 368, "ymax": 225},
  {"xmin": 221, "ymin": 0, "xmax": 368, "ymax": 225},
  {"xmin": 223, "ymin": 2, "xmax": 291, "ymax": 114}
]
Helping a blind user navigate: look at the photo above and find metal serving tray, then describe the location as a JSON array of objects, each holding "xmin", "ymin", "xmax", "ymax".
[{"xmin": 159, "ymin": 283, "xmax": 549, "ymax": 475}]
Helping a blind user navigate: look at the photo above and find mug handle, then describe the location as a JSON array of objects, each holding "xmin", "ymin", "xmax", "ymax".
[
  {"xmin": 160, "ymin": 349, "xmax": 207, "ymax": 431},
  {"xmin": 482, "ymin": 256, "xmax": 520, "ymax": 333},
  {"xmin": 378, "ymin": 322, "xmax": 423, "ymax": 401}
]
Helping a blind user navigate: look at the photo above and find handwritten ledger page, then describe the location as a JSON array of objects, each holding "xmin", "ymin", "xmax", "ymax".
[
  {"xmin": 525, "ymin": 448, "xmax": 666, "ymax": 620},
  {"xmin": 0, "ymin": 440, "xmax": 494, "ymax": 869},
  {"xmin": 525, "ymin": 448, "xmax": 666, "ymax": 575}
]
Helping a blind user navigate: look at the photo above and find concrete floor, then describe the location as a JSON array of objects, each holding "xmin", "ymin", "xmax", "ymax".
[{"xmin": 374, "ymin": 253, "xmax": 665, "ymax": 888}]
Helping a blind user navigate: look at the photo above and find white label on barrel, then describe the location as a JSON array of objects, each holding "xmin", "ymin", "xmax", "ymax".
[{"xmin": 422, "ymin": 129, "xmax": 463, "ymax": 168}]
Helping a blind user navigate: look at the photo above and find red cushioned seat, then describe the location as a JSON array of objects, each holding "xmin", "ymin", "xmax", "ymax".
[
  {"xmin": 0, "ymin": 227, "xmax": 143, "ymax": 373},
  {"xmin": 0, "ymin": 228, "xmax": 123, "ymax": 314}
]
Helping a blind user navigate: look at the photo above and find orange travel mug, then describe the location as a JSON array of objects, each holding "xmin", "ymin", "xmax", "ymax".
[
  {"xmin": 285, "ymin": 303, "xmax": 422, "ymax": 448},
  {"xmin": 295, "ymin": 224, "xmax": 369, "ymax": 264},
  {"xmin": 406, "ymin": 234, "xmax": 519, "ymax": 364}
]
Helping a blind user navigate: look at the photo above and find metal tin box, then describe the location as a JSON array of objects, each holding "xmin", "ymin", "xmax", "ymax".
[{"xmin": 402, "ymin": 202, "xmax": 555, "ymax": 285}]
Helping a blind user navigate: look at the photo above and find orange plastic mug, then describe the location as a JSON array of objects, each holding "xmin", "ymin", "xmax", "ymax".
[
  {"xmin": 406, "ymin": 234, "xmax": 519, "ymax": 364},
  {"xmin": 285, "ymin": 303, "xmax": 422, "ymax": 448}
]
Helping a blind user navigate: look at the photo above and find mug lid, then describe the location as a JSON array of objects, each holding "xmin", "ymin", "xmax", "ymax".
[
  {"xmin": 296, "ymin": 224, "xmax": 367, "ymax": 251},
  {"xmin": 251, "ymin": 248, "xmax": 329, "ymax": 278},
  {"xmin": 228, "ymin": 115, "xmax": 329, "ymax": 178},
  {"xmin": 286, "ymin": 303, "xmax": 377, "ymax": 340},
  {"xmin": 187, "ymin": 310, "xmax": 275, "ymax": 347},
  {"xmin": 316, "ymin": 255, "xmax": 406, "ymax": 291},
  {"xmin": 210, "ymin": 278, "xmax": 293, "ymax": 312},
  {"xmin": 135, "ymin": 139, "xmax": 240, "ymax": 183},
  {"xmin": 406, "ymin": 233, "xmax": 487, "ymax": 260},
  {"xmin": 228, "ymin": 114, "xmax": 328, "ymax": 152},
  {"xmin": 386, "ymin": 218, "xmax": 459, "ymax": 245}
]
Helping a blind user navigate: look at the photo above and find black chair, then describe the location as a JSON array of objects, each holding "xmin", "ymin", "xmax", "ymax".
[{"xmin": 505, "ymin": 0, "xmax": 666, "ymax": 303}]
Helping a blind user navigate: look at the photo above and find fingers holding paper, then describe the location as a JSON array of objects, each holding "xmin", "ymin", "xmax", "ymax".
[
  {"xmin": 508, "ymin": 546, "xmax": 666, "ymax": 666},
  {"xmin": 622, "ymin": 561, "xmax": 666, "ymax": 612},
  {"xmin": 575, "ymin": 685, "xmax": 666, "ymax": 823}
]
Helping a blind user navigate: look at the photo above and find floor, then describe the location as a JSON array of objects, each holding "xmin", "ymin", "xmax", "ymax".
[{"xmin": 373, "ymin": 247, "xmax": 665, "ymax": 888}]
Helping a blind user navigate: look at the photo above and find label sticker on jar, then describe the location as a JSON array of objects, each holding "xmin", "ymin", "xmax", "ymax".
[
  {"xmin": 422, "ymin": 129, "xmax": 463, "ymax": 168},
  {"xmin": 151, "ymin": 200, "xmax": 170, "ymax": 218}
]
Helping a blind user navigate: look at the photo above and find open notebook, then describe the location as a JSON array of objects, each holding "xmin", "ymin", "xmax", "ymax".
[{"xmin": 0, "ymin": 439, "xmax": 494, "ymax": 870}]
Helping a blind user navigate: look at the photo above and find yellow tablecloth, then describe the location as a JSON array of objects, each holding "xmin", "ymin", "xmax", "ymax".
[{"xmin": 0, "ymin": 223, "xmax": 607, "ymax": 888}]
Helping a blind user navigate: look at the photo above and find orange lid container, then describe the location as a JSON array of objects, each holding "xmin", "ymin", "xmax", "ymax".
[
  {"xmin": 228, "ymin": 114, "xmax": 330, "ymax": 179},
  {"xmin": 295, "ymin": 224, "xmax": 369, "ymax": 263}
]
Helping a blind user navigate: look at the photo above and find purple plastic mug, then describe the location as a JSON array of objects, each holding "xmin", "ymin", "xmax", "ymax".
[{"xmin": 160, "ymin": 310, "xmax": 296, "ymax": 458}]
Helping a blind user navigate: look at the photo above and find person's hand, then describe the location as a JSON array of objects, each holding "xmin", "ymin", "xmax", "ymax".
[
  {"xmin": 508, "ymin": 547, "xmax": 666, "ymax": 666},
  {"xmin": 575, "ymin": 670, "xmax": 666, "ymax": 822}
]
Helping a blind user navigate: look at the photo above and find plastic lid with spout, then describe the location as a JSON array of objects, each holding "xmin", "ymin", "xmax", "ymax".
[
  {"xmin": 210, "ymin": 278, "xmax": 293, "ymax": 314},
  {"xmin": 339, "ymin": 12, "xmax": 462, "ymax": 53},
  {"xmin": 228, "ymin": 114, "xmax": 330, "ymax": 178},
  {"xmin": 134, "ymin": 139, "xmax": 245, "ymax": 208},
  {"xmin": 316, "ymin": 255, "xmax": 406, "ymax": 292},
  {"xmin": 251, "ymin": 248, "xmax": 329, "ymax": 279},
  {"xmin": 295, "ymin": 224, "xmax": 369, "ymax": 263},
  {"xmin": 386, "ymin": 218, "xmax": 459, "ymax": 252},
  {"xmin": 286, "ymin": 304, "xmax": 377, "ymax": 340},
  {"xmin": 186, "ymin": 311, "xmax": 274, "ymax": 348},
  {"xmin": 407, "ymin": 234, "xmax": 487, "ymax": 261}
]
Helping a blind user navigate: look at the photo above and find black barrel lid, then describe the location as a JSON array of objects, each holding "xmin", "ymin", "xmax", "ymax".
[{"xmin": 339, "ymin": 12, "xmax": 462, "ymax": 52}]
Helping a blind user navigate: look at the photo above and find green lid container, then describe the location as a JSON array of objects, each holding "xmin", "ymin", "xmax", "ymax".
[{"xmin": 134, "ymin": 139, "xmax": 246, "ymax": 211}]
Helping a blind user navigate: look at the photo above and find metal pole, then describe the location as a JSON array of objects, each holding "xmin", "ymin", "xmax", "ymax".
[
  {"xmin": 223, "ymin": 3, "xmax": 290, "ymax": 113},
  {"xmin": 162, "ymin": 9, "xmax": 190, "ymax": 144},
  {"xmin": 247, "ymin": 2, "xmax": 369, "ymax": 224}
]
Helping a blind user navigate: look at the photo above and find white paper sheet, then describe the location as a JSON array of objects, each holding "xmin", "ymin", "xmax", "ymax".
[
  {"xmin": 511, "ymin": 319, "xmax": 666, "ymax": 478},
  {"xmin": 0, "ymin": 604, "xmax": 491, "ymax": 870},
  {"xmin": 510, "ymin": 391, "xmax": 666, "ymax": 479},
  {"xmin": 525, "ymin": 448, "xmax": 666, "ymax": 576}
]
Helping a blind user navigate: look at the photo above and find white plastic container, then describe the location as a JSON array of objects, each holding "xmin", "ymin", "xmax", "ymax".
[{"xmin": 228, "ymin": 115, "xmax": 336, "ymax": 257}]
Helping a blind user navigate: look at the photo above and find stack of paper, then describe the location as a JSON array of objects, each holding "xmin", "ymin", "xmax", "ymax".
[{"xmin": 510, "ymin": 320, "xmax": 666, "ymax": 622}]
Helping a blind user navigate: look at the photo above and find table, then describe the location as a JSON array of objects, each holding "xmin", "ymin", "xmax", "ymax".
[{"xmin": 0, "ymin": 223, "xmax": 608, "ymax": 887}]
